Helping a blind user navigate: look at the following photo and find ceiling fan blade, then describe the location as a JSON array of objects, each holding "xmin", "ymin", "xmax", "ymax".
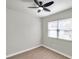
[
  {"xmin": 34, "ymin": 0, "xmax": 39, "ymax": 6},
  {"xmin": 43, "ymin": 1, "xmax": 54, "ymax": 7},
  {"xmin": 43, "ymin": 8, "xmax": 51, "ymax": 12},
  {"xmin": 28, "ymin": 7, "xmax": 38, "ymax": 8}
]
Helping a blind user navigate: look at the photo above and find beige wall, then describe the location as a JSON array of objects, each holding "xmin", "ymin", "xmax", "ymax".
[
  {"xmin": 41, "ymin": 8, "xmax": 72, "ymax": 56},
  {"xmin": 6, "ymin": 8, "xmax": 41, "ymax": 55}
]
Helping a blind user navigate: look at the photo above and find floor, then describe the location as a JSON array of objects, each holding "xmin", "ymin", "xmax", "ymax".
[{"xmin": 7, "ymin": 46, "xmax": 70, "ymax": 59}]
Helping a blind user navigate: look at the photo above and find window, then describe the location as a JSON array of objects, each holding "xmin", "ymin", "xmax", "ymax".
[{"xmin": 48, "ymin": 18, "xmax": 72, "ymax": 41}]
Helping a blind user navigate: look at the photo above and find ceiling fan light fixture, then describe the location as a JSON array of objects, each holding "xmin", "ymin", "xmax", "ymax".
[{"xmin": 38, "ymin": 7, "xmax": 43, "ymax": 10}]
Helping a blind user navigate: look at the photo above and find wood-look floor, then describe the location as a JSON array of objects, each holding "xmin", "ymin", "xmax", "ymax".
[{"xmin": 7, "ymin": 46, "xmax": 70, "ymax": 59}]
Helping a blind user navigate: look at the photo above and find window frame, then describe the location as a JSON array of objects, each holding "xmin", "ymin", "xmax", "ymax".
[{"xmin": 48, "ymin": 18, "xmax": 72, "ymax": 41}]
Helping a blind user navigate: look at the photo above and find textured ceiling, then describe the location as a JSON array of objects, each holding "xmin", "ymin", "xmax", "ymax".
[{"xmin": 6, "ymin": 0, "xmax": 72, "ymax": 17}]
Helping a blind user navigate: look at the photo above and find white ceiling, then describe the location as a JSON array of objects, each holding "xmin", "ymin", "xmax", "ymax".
[{"xmin": 6, "ymin": 0, "xmax": 72, "ymax": 17}]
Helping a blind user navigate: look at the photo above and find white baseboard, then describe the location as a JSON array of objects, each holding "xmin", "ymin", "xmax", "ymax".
[
  {"xmin": 7, "ymin": 44, "xmax": 71, "ymax": 59},
  {"xmin": 6, "ymin": 45, "xmax": 41, "ymax": 58},
  {"xmin": 42, "ymin": 44, "xmax": 72, "ymax": 59}
]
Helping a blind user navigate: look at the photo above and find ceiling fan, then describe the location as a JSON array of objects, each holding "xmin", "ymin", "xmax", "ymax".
[{"xmin": 28, "ymin": 0, "xmax": 54, "ymax": 13}]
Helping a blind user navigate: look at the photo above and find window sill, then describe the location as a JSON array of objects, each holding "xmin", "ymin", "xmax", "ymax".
[{"xmin": 48, "ymin": 37, "xmax": 72, "ymax": 42}]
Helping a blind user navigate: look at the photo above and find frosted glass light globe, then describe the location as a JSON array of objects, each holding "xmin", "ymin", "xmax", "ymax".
[{"xmin": 38, "ymin": 7, "xmax": 43, "ymax": 10}]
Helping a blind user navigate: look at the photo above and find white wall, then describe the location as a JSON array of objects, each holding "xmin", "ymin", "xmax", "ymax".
[
  {"xmin": 6, "ymin": 8, "xmax": 41, "ymax": 56},
  {"xmin": 41, "ymin": 8, "xmax": 72, "ymax": 56},
  {"xmin": 6, "ymin": 7, "xmax": 72, "ymax": 57}
]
